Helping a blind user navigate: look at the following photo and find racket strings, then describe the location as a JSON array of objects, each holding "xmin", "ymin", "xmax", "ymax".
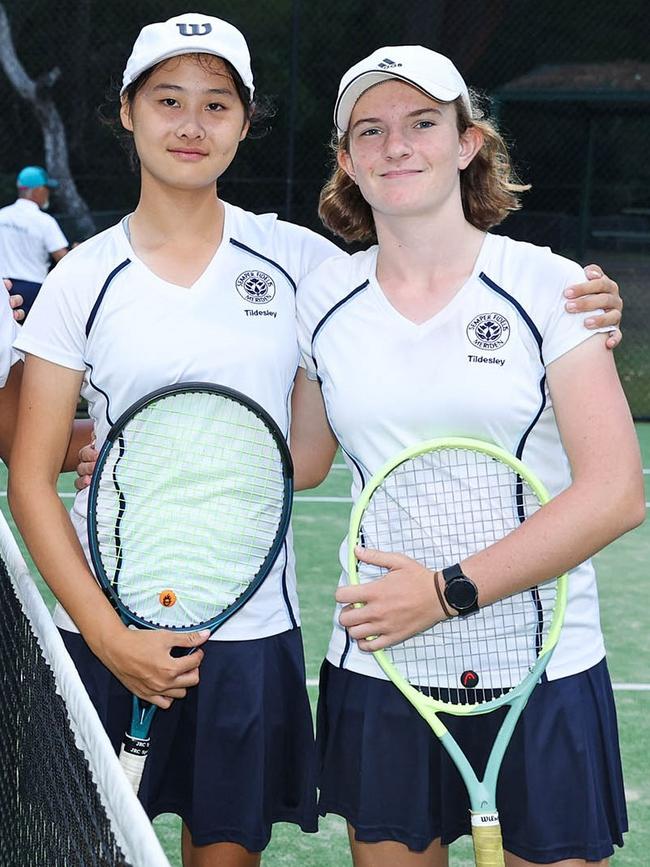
[
  {"xmin": 93, "ymin": 390, "xmax": 290, "ymax": 628},
  {"xmin": 358, "ymin": 448, "xmax": 559, "ymax": 703}
]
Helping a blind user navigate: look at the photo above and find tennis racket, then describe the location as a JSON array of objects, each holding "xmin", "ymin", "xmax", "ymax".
[
  {"xmin": 348, "ymin": 438, "xmax": 567, "ymax": 866},
  {"xmin": 87, "ymin": 382, "xmax": 293, "ymax": 795}
]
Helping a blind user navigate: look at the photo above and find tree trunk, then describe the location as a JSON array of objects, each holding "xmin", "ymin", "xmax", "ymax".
[{"xmin": 0, "ymin": 3, "xmax": 96, "ymax": 239}]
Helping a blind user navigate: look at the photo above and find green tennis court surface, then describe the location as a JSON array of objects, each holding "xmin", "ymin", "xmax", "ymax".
[{"xmin": 2, "ymin": 425, "xmax": 648, "ymax": 865}]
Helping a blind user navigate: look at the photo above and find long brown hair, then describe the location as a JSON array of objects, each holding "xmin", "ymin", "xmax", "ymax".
[{"xmin": 318, "ymin": 88, "xmax": 529, "ymax": 244}]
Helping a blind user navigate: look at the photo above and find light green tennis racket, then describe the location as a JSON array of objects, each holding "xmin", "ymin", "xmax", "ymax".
[{"xmin": 348, "ymin": 438, "xmax": 568, "ymax": 866}]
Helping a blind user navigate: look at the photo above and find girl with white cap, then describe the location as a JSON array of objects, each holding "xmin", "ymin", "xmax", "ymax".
[
  {"xmin": 294, "ymin": 45, "xmax": 642, "ymax": 867},
  {"xmin": 9, "ymin": 13, "xmax": 340, "ymax": 867}
]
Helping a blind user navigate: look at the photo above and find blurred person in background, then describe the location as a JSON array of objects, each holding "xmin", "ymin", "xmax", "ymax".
[{"xmin": 0, "ymin": 165, "xmax": 69, "ymax": 317}]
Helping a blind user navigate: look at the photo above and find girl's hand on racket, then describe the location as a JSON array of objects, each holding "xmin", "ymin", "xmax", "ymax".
[
  {"xmin": 99, "ymin": 626, "xmax": 210, "ymax": 709},
  {"xmin": 74, "ymin": 440, "xmax": 98, "ymax": 491},
  {"xmin": 565, "ymin": 265, "xmax": 622, "ymax": 349},
  {"xmin": 336, "ymin": 546, "xmax": 448, "ymax": 651}
]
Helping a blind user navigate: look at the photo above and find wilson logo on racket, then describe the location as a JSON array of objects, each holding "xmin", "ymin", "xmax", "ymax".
[
  {"xmin": 159, "ymin": 590, "xmax": 177, "ymax": 607},
  {"xmin": 236, "ymin": 271, "xmax": 276, "ymax": 304},
  {"xmin": 466, "ymin": 312, "xmax": 510, "ymax": 350}
]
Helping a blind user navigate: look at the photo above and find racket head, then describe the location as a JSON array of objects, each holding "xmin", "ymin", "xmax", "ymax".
[
  {"xmin": 348, "ymin": 437, "xmax": 568, "ymax": 719},
  {"xmin": 88, "ymin": 382, "xmax": 293, "ymax": 632}
]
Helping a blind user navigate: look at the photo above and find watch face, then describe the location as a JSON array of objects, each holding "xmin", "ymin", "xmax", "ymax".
[{"xmin": 446, "ymin": 577, "xmax": 477, "ymax": 611}]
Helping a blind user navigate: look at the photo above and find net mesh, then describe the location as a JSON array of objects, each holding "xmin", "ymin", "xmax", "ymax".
[
  {"xmin": 357, "ymin": 447, "xmax": 560, "ymax": 702},
  {"xmin": 92, "ymin": 388, "xmax": 290, "ymax": 629},
  {"xmin": 0, "ymin": 513, "xmax": 170, "ymax": 867}
]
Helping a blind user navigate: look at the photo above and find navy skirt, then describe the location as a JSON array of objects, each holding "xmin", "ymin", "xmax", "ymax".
[
  {"xmin": 316, "ymin": 658, "xmax": 628, "ymax": 863},
  {"xmin": 8, "ymin": 278, "xmax": 41, "ymax": 318},
  {"xmin": 62, "ymin": 628, "xmax": 318, "ymax": 852}
]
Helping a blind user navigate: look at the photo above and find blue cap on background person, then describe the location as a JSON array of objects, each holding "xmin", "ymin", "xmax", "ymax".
[{"xmin": 16, "ymin": 166, "xmax": 59, "ymax": 189}]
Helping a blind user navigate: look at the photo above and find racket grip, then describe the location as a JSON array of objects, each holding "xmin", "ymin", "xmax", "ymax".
[
  {"xmin": 470, "ymin": 812, "xmax": 505, "ymax": 867},
  {"xmin": 119, "ymin": 733, "xmax": 150, "ymax": 795}
]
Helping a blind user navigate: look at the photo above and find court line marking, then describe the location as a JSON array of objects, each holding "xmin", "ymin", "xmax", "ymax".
[
  {"xmin": 296, "ymin": 496, "xmax": 352, "ymax": 503},
  {"xmin": 2, "ymin": 492, "xmax": 650, "ymax": 508},
  {"xmin": 611, "ymin": 683, "xmax": 650, "ymax": 691},
  {"xmin": 304, "ymin": 678, "xmax": 650, "ymax": 690},
  {"xmin": 0, "ymin": 491, "xmax": 358, "ymax": 502}
]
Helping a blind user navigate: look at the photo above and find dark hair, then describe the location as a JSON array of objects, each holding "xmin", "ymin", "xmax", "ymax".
[
  {"xmin": 319, "ymin": 88, "xmax": 529, "ymax": 244},
  {"xmin": 100, "ymin": 53, "xmax": 274, "ymax": 171}
]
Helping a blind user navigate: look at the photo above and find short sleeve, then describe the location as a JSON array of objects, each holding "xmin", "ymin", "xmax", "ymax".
[
  {"xmin": 538, "ymin": 257, "xmax": 613, "ymax": 367},
  {"xmin": 13, "ymin": 256, "xmax": 88, "ymax": 371},
  {"xmin": 43, "ymin": 214, "xmax": 69, "ymax": 253},
  {"xmin": 272, "ymin": 219, "xmax": 340, "ymax": 283},
  {"xmin": 0, "ymin": 292, "xmax": 19, "ymax": 387},
  {"xmin": 296, "ymin": 268, "xmax": 325, "ymax": 382},
  {"xmin": 295, "ymin": 248, "xmax": 372, "ymax": 382},
  {"xmin": 297, "ymin": 319, "xmax": 319, "ymax": 381}
]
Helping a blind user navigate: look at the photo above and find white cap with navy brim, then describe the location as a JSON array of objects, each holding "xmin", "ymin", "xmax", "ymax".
[
  {"xmin": 121, "ymin": 12, "xmax": 254, "ymax": 100},
  {"xmin": 335, "ymin": 45, "xmax": 470, "ymax": 137}
]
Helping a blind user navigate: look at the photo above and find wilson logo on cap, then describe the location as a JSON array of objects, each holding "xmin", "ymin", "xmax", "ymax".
[{"xmin": 176, "ymin": 22, "xmax": 212, "ymax": 37}]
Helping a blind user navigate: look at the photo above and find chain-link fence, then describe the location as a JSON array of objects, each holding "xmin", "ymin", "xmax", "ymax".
[{"xmin": 0, "ymin": 0, "xmax": 648, "ymax": 415}]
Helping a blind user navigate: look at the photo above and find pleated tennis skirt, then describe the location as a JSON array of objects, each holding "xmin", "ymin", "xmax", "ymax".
[
  {"xmin": 316, "ymin": 657, "xmax": 628, "ymax": 863},
  {"xmin": 62, "ymin": 627, "xmax": 317, "ymax": 852}
]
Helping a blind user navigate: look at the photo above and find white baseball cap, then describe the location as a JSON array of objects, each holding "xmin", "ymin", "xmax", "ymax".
[
  {"xmin": 335, "ymin": 45, "xmax": 470, "ymax": 136},
  {"xmin": 121, "ymin": 13, "xmax": 254, "ymax": 100}
]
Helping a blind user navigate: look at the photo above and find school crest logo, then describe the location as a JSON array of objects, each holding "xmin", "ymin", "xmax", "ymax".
[
  {"xmin": 236, "ymin": 271, "xmax": 276, "ymax": 304},
  {"xmin": 466, "ymin": 312, "xmax": 510, "ymax": 351}
]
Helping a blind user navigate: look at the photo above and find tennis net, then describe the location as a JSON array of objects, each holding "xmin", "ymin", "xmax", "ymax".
[{"xmin": 0, "ymin": 512, "xmax": 171, "ymax": 867}]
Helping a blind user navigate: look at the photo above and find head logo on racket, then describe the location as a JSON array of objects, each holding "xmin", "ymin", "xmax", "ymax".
[{"xmin": 461, "ymin": 670, "xmax": 479, "ymax": 689}]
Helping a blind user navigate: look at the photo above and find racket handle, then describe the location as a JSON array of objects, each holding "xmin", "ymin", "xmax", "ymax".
[
  {"xmin": 119, "ymin": 732, "xmax": 150, "ymax": 795},
  {"xmin": 470, "ymin": 812, "xmax": 505, "ymax": 867}
]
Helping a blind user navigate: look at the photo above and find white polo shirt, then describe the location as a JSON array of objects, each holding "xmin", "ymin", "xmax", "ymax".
[
  {"xmin": 297, "ymin": 232, "xmax": 609, "ymax": 682},
  {"xmin": 0, "ymin": 198, "xmax": 68, "ymax": 282},
  {"xmin": 15, "ymin": 201, "xmax": 339, "ymax": 639}
]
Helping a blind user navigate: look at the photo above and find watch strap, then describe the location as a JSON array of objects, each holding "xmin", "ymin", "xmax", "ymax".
[
  {"xmin": 442, "ymin": 562, "xmax": 465, "ymax": 587},
  {"xmin": 433, "ymin": 571, "xmax": 453, "ymax": 618}
]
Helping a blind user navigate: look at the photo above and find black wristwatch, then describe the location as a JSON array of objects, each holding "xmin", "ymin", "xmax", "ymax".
[{"xmin": 442, "ymin": 563, "xmax": 479, "ymax": 616}]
